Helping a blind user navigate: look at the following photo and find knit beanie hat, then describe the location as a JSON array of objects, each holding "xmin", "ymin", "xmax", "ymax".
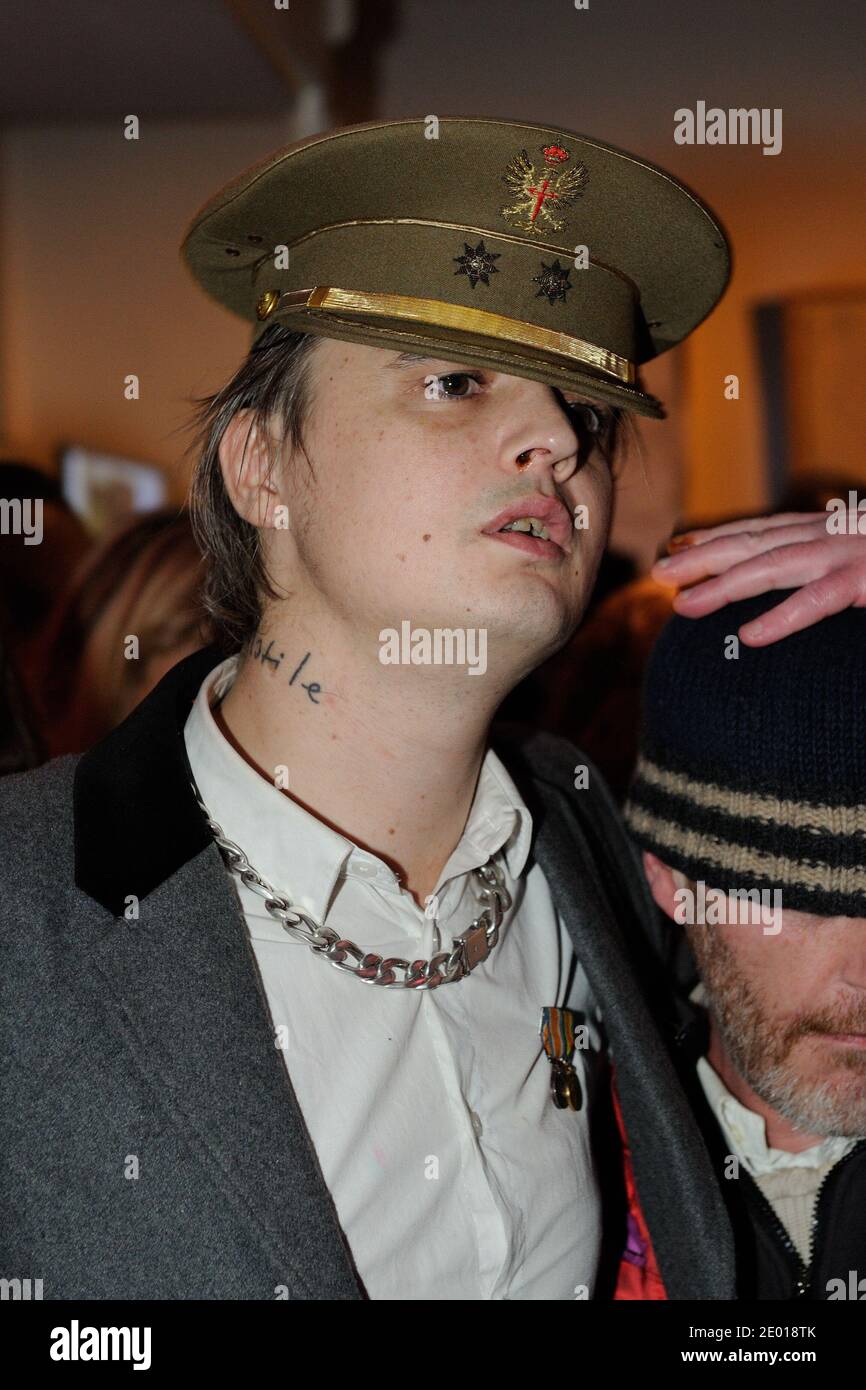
[{"xmin": 624, "ymin": 589, "xmax": 866, "ymax": 919}]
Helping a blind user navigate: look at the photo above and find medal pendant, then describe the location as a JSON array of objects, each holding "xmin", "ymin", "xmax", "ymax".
[
  {"xmin": 539, "ymin": 1006, "xmax": 583, "ymax": 1112},
  {"xmin": 551, "ymin": 1059, "xmax": 582, "ymax": 1112}
]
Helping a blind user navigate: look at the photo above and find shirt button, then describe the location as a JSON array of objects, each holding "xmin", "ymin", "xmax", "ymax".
[{"xmin": 470, "ymin": 1110, "xmax": 483, "ymax": 1138}]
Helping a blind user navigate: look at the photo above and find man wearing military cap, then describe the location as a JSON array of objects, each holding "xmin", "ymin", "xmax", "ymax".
[{"xmin": 2, "ymin": 116, "xmax": 864, "ymax": 1302}]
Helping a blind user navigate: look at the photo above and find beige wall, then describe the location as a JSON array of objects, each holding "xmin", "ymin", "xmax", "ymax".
[
  {"xmin": 673, "ymin": 145, "xmax": 866, "ymax": 524},
  {"xmin": 0, "ymin": 118, "xmax": 299, "ymax": 505}
]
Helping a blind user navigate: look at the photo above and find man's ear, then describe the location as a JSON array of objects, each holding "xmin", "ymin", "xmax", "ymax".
[
  {"xmin": 641, "ymin": 849, "xmax": 689, "ymax": 920},
  {"xmin": 218, "ymin": 408, "xmax": 285, "ymax": 529}
]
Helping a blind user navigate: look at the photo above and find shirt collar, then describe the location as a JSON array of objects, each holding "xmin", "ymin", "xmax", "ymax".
[
  {"xmin": 690, "ymin": 982, "xmax": 858, "ymax": 1177},
  {"xmin": 184, "ymin": 654, "xmax": 533, "ymax": 929}
]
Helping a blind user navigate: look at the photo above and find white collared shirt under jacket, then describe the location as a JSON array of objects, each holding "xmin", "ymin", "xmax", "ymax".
[{"xmin": 184, "ymin": 655, "xmax": 608, "ymax": 1300}]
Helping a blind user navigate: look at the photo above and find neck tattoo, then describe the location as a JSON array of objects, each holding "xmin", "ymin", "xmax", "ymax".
[{"xmin": 250, "ymin": 635, "xmax": 322, "ymax": 704}]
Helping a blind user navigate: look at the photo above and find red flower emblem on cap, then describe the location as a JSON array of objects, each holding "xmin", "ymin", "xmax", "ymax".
[{"xmin": 543, "ymin": 145, "xmax": 570, "ymax": 164}]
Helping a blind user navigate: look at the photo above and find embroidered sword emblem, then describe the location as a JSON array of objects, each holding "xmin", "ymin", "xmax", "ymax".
[{"xmin": 500, "ymin": 144, "xmax": 589, "ymax": 235}]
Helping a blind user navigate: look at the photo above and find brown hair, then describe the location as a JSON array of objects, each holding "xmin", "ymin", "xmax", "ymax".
[{"xmin": 185, "ymin": 324, "xmax": 320, "ymax": 652}]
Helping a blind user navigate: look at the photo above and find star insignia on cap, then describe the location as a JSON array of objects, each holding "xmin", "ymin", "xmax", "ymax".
[
  {"xmin": 453, "ymin": 239, "xmax": 501, "ymax": 289},
  {"xmin": 532, "ymin": 259, "xmax": 572, "ymax": 305}
]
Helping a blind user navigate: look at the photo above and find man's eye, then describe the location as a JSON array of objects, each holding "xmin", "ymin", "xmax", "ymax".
[
  {"xmin": 562, "ymin": 400, "xmax": 606, "ymax": 434},
  {"xmin": 424, "ymin": 372, "xmax": 482, "ymax": 401}
]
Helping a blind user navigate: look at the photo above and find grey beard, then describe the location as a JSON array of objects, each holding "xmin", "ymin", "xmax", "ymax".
[
  {"xmin": 686, "ymin": 924, "xmax": 866, "ymax": 1141},
  {"xmin": 742, "ymin": 1055, "xmax": 866, "ymax": 1140}
]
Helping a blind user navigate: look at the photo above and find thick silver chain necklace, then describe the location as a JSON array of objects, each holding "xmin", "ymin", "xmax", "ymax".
[{"xmin": 190, "ymin": 778, "xmax": 512, "ymax": 990}]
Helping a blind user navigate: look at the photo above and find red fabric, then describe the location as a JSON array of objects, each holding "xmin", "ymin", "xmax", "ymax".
[{"xmin": 611, "ymin": 1070, "xmax": 668, "ymax": 1300}]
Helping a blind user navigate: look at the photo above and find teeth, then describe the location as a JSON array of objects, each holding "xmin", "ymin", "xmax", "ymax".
[{"xmin": 501, "ymin": 516, "xmax": 550, "ymax": 539}]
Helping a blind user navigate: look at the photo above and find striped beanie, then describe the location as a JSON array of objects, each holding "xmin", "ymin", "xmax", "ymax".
[{"xmin": 624, "ymin": 589, "xmax": 866, "ymax": 919}]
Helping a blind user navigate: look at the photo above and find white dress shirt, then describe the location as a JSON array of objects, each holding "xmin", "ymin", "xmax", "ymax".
[{"xmin": 184, "ymin": 655, "xmax": 608, "ymax": 1300}]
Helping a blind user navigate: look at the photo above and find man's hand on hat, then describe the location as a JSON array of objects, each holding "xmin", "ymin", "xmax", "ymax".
[{"xmin": 650, "ymin": 510, "xmax": 866, "ymax": 644}]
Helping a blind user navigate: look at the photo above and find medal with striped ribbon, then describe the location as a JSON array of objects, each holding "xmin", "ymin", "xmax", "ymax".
[{"xmin": 539, "ymin": 1005, "xmax": 583, "ymax": 1111}]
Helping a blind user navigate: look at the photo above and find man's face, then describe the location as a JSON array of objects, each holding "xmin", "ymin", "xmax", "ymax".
[
  {"xmin": 690, "ymin": 910, "xmax": 866, "ymax": 1137},
  {"xmin": 644, "ymin": 855, "xmax": 866, "ymax": 1137},
  {"xmin": 264, "ymin": 338, "xmax": 615, "ymax": 680}
]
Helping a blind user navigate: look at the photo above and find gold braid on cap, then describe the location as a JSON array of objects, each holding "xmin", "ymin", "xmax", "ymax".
[{"xmin": 260, "ymin": 286, "xmax": 636, "ymax": 385}]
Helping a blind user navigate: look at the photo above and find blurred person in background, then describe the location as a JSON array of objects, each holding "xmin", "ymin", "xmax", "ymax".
[
  {"xmin": 0, "ymin": 623, "xmax": 44, "ymax": 774},
  {"xmin": 38, "ymin": 509, "xmax": 211, "ymax": 756},
  {"xmin": 0, "ymin": 459, "xmax": 91, "ymax": 709},
  {"xmin": 502, "ymin": 570, "xmax": 674, "ymax": 803}
]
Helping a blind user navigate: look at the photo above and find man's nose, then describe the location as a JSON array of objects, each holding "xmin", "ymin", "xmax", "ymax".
[{"xmin": 500, "ymin": 384, "xmax": 579, "ymax": 483}]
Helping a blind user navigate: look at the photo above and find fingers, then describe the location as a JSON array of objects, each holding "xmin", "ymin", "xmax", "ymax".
[
  {"xmin": 650, "ymin": 513, "xmax": 866, "ymax": 645},
  {"xmin": 733, "ymin": 567, "xmax": 866, "ymax": 645},
  {"xmin": 667, "ymin": 539, "xmax": 841, "ymax": 615},
  {"xmin": 664, "ymin": 511, "xmax": 827, "ymax": 552},
  {"xmin": 653, "ymin": 522, "xmax": 829, "ymax": 584}
]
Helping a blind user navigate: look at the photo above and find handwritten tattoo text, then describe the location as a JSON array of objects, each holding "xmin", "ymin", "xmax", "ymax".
[{"xmin": 251, "ymin": 636, "xmax": 322, "ymax": 704}]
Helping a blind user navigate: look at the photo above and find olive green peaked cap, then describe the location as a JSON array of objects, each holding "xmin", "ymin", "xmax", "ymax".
[{"xmin": 180, "ymin": 116, "xmax": 731, "ymax": 418}]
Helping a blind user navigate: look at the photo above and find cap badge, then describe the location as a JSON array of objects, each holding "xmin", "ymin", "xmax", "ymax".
[
  {"xmin": 453, "ymin": 238, "xmax": 502, "ymax": 288},
  {"xmin": 500, "ymin": 145, "xmax": 589, "ymax": 235},
  {"xmin": 532, "ymin": 258, "xmax": 572, "ymax": 305}
]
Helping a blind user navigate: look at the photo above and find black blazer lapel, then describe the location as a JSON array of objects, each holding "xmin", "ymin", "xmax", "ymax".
[{"xmin": 74, "ymin": 644, "xmax": 224, "ymax": 915}]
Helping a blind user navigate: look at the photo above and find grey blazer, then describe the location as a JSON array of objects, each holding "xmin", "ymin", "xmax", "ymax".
[{"xmin": 0, "ymin": 645, "xmax": 735, "ymax": 1299}]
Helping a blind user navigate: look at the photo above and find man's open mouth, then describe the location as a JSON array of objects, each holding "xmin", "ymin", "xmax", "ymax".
[
  {"xmin": 481, "ymin": 495, "xmax": 572, "ymax": 556},
  {"xmin": 499, "ymin": 516, "xmax": 552, "ymax": 539}
]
